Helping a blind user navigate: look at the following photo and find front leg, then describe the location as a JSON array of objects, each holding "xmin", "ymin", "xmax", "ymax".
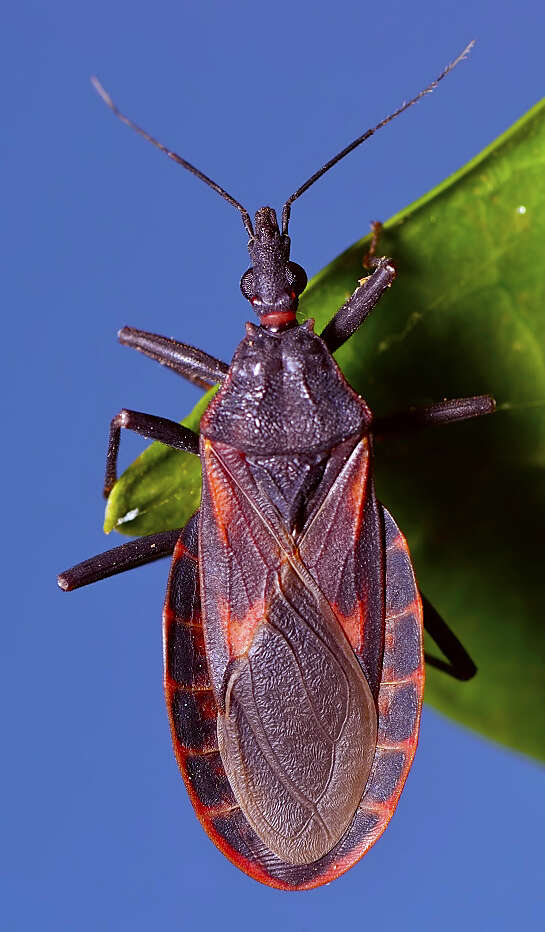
[
  {"xmin": 119, "ymin": 327, "xmax": 229, "ymax": 389},
  {"xmin": 319, "ymin": 257, "xmax": 396, "ymax": 353},
  {"xmin": 104, "ymin": 409, "xmax": 199, "ymax": 497}
]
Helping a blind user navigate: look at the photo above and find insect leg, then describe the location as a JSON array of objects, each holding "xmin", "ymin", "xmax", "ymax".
[
  {"xmin": 319, "ymin": 257, "xmax": 396, "ymax": 354},
  {"xmin": 421, "ymin": 595, "xmax": 477, "ymax": 681},
  {"xmin": 361, "ymin": 221, "xmax": 383, "ymax": 270},
  {"xmin": 104, "ymin": 409, "xmax": 199, "ymax": 497},
  {"xmin": 119, "ymin": 326, "xmax": 229, "ymax": 389},
  {"xmin": 58, "ymin": 529, "xmax": 180, "ymax": 591},
  {"xmin": 373, "ymin": 395, "xmax": 496, "ymax": 436}
]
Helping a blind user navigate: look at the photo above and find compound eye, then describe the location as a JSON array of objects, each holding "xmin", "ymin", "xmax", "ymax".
[
  {"xmin": 240, "ymin": 268, "xmax": 255, "ymax": 300},
  {"xmin": 287, "ymin": 262, "xmax": 308, "ymax": 296}
]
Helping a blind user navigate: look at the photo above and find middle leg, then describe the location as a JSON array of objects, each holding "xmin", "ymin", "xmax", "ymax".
[
  {"xmin": 373, "ymin": 395, "xmax": 496, "ymax": 437},
  {"xmin": 104, "ymin": 409, "xmax": 199, "ymax": 497}
]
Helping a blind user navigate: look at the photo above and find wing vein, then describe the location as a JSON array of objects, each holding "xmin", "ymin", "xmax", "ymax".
[{"xmin": 241, "ymin": 659, "xmax": 333, "ymax": 843}]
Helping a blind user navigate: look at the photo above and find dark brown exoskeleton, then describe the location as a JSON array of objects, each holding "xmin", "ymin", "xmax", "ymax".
[{"xmin": 59, "ymin": 44, "xmax": 494, "ymax": 889}]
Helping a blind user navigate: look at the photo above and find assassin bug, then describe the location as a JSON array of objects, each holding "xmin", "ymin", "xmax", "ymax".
[{"xmin": 58, "ymin": 43, "xmax": 494, "ymax": 890}]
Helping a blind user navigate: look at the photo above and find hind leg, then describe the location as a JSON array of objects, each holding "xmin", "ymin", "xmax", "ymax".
[
  {"xmin": 422, "ymin": 595, "xmax": 477, "ymax": 681},
  {"xmin": 58, "ymin": 529, "xmax": 181, "ymax": 591}
]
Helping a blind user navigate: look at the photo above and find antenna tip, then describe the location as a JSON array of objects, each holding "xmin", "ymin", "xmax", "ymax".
[
  {"xmin": 90, "ymin": 76, "xmax": 114, "ymax": 109},
  {"xmin": 454, "ymin": 39, "xmax": 476, "ymax": 66}
]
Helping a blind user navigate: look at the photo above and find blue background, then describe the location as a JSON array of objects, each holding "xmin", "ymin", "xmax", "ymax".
[{"xmin": 3, "ymin": 1, "xmax": 545, "ymax": 929}]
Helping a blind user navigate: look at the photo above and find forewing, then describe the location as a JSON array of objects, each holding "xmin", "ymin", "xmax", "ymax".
[
  {"xmin": 199, "ymin": 438, "xmax": 377, "ymax": 865},
  {"xmin": 198, "ymin": 439, "xmax": 286, "ymax": 700},
  {"xmin": 300, "ymin": 437, "xmax": 384, "ymax": 696},
  {"xmin": 163, "ymin": 512, "xmax": 236, "ymax": 835}
]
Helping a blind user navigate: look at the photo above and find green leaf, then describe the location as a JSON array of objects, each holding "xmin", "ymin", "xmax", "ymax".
[{"xmin": 105, "ymin": 99, "xmax": 545, "ymax": 761}]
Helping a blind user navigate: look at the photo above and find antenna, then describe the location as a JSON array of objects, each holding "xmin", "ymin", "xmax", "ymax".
[
  {"xmin": 91, "ymin": 77, "xmax": 254, "ymax": 237},
  {"xmin": 281, "ymin": 41, "xmax": 475, "ymax": 234}
]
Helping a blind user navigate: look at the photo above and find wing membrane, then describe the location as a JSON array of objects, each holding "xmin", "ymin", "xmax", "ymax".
[{"xmin": 218, "ymin": 565, "xmax": 377, "ymax": 865}]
